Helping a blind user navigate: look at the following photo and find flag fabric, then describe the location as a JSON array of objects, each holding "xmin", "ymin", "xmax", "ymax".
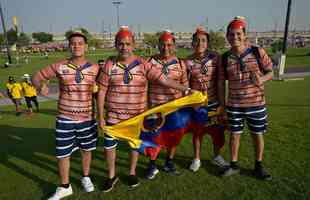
[{"xmin": 102, "ymin": 92, "xmax": 218, "ymax": 157}]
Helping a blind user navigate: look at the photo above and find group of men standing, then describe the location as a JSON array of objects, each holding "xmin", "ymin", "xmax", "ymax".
[{"xmin": 30, "ymin": 16, "xmax": 273, "ymax": 200}]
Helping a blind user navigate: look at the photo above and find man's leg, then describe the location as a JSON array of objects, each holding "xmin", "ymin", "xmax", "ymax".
[
  {"xmin": 251, "ymin": 134, "xmax": 271, "ymax": 180},
  {"xmin": 206, "ymin": 125, "xmax": 229, "ymax": 168},
  {"xmin": 189, "ymin": 134, "xmax": 202, "ymax": 172},
  {"xmin": 252, "ymin": 134, "xmax": 264, "ymax": 162},
  {"xmin": 106, "ymin": 148, "xmax": 116, "ymax": 179},
  {"xmin": 230, "ymin": 133, "xmax": 241, "ymax": 162},
  {"xmin": 80, "ymin": 150, "xmax": 95, "ymax": 192},
  {"xmin": 129, "ymin": 150, "xmax": 138, "ymax": 176},
  {"xmin": 247, "ymin": 105, "xmax": 272, "ymax": 180},
  {"xmin": 102, "ymin": 138, "xmax": 119, "ymax": 193},
  {"xmin": 58, "ymin": 157, "xmax": 70, "ymax": 185},
  {"xmin": 128, "ymin": 150, "xmax": 140, "ymax": 188},
  {"xmin": 80, "ymin": 150, "xmax": 91, "ymax": 176},
  {"xmin": 164, "ymin": 146, "xmax": 180, "ymax": 175},
  {"xmin": 47, "ymin": 157, "xmax": 73, "ymax": 200}
]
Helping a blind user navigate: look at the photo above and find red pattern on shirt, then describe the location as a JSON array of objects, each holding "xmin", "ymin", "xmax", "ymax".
[
  {"xmin": 185, "ymin": 51, "xmax": 220, "ymax": 102},
  {"xmin": 33, "ymin": 59, "xmax": 100, "ymax": 121},
  {"xmin": 96, "ymin": 56, "xmax": 164, "ymax": 124},
  {"xmin": 218, "ymin": 47, "xmax": 273, "ymax": 107},
  {"xmin": 148, "ymin": 55, "xmax": 188, "ymax": 107}
]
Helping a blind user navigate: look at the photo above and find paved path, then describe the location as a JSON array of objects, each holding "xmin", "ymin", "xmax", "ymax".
[
  {"xmin": 0, "ymin": 86, "xmax": 58, "ymax": 106},
  {"xmin": 1, "ymin": 66, "xmax": 309, "ymax": 106}
]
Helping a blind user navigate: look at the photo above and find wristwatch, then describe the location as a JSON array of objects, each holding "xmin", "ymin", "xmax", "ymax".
[{"xmin": 184, "ymin": 88, "xmax": 191, "ymax": 95}]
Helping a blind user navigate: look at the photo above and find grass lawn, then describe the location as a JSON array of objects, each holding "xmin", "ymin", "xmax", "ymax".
[
  {"xmin": 0, "ymin": 76, "xmax": 309, "ymax": 199},
  {"xmin": 1, "ymin": 47, "xmax": 310, "ymax": 90}
]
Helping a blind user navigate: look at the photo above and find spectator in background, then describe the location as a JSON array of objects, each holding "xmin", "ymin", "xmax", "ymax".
[
  {"xmin": 6, "ymin": 76, "xmax": 23, "ymax": 116},
  {"xmin": 21, "ymin": 73, "xmax": 39, "ymax": 114}
]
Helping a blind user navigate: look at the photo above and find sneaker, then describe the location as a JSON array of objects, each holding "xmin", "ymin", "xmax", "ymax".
[
  {"xmin": 128, "ymin": 175, "xmax": 140, "ymax": 188},
  {"xmin": 163, "ymin": 161, "xmax": 181, "ymax": 175},
  {"xmin": 221, "ymin": 166, "xmax": 240, "ymax": 177},
  {"xmin": 47, "ymin": 185, "xmax": 73, "ymax": 200},
  {"xmin": 212, "ymin": 155, "xmax": 230, "ymax": 168},
  {"xmin": 145, "ymin": 164, "xmax": 159, "ymax": 180},
  {"xmin": 81, "ymin": 177, "xmax": 95, "ymax": 192},
  {"xmin": 102, "ymin": 176, "xmax": 119, "ymax": 193},
  {"xmin": 189, "ymin": 159, "xmax": 201, "ymax": 172},
  {"xmin": 254, "ymin": 166, "xmax": 272, "ymax": 181}
]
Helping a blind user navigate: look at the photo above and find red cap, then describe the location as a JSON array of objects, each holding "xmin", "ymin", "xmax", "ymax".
[
  {"xmin": 115, "ymin": 26, "xmax": 134, "ymax": 40},
  {"xmin": 195, "ymin": 26, "xmax": 208, "ymax": 36},
  {"xmin": 159, "ymin": 30, "xmax": 175, "ymax": 42},
  {"xmin": 227, "ymin": 16, "xmax": 247, "ymax": 32}
]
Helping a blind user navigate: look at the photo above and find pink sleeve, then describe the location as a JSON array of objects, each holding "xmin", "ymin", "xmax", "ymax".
[
  {"xmin": 259, "ymin": 47, "xmax": 273, "ymax": 72},
  {"xmin": 179, "ymin": 59, "xmax": 189, "ymax": 86},
  {"xmin": 145, "ymin": 60, "xmax": 165, "ymax": 82},
  {"xmin": 33, "ymin": 63, "xmax": 58, "ymax": 83},
  {"xmin": 96, "ymin": 60, "xmax": 110, "ymax": 93}
]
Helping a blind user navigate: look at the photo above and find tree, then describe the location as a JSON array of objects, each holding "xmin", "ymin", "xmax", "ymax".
[
  {"xmin": 271, "ymin": 40, "xmax": 283, "ymax": 53},
  {"xmin": 7, "ymin": 28, "xmax": 18, "ymax": 45},
  {"xmin": 208, "ymin": 30, "xmax": 226, "ymax": 51},
  {"xmin": 143, "ymin": 32, "xmax": 161, "ymax": 48},
  {"xmin": 17, "ymin": 32, "xmax": 31, "ymax": 47},
  {"xmin": 32, "ymin": 32, "xmax": 53, "ymax": 43},
  {"xmin": 0, "ymin": 33, "xmax": 4, "ymax": 45}
]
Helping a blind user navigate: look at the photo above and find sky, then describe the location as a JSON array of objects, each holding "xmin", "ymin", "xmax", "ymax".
[{"xmin": 2, "ymin": 0, "xmax": 310, "ymax": 34}]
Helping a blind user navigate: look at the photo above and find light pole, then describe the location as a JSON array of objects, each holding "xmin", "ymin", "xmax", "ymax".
[
  {"xmin": 0, "ymin": 1, "xmax": 12, "ymax": 64},
  {"xmin": 278, "ymin": 0, "xmax": 292, "ymax": 78},
  {"xmin": 112, "ymin": 1, "xmax": 123, "ymax": 29}
]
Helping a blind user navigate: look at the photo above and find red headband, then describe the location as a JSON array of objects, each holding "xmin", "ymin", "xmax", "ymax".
[
  {"xmin": 195, "ymin": 26, "xmax": 208, "ymax": 36},
  {"xmin": 159, "ymin": 31, "xmax": 175, "ymax": 42},
  {"xmin": 228, "ymin": 19, "xmax": 247, "ymax": 31},
  {"xmin": 115, "ymin": 26, "xmax": 134, "ymax": 40}
]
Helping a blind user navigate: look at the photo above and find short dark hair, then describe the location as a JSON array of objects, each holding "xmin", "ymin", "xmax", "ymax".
[
  {"xmin": 68, "ymin": 32, "xmax": 88, "ymax": 44},
  {"xmin": 192, "ymin": 32, "xmax": 210, "ymax": 43}
]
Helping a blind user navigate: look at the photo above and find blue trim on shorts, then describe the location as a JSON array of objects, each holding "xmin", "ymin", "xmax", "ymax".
[
  {"xmin": 226, "ymin": 105, "xmax": 268, "ymax": 134},
  {"xmin": 55, "ymin": 117, "xmax": 98, "ymax": 158}
]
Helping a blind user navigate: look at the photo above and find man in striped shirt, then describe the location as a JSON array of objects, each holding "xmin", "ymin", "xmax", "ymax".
[
  {"xmin": 97, "ymin": 26, "xmax": 191, "ymax": 192},
  {"xmin": 145, "ymin": 30, "xmax": 189, "ymax": 179},
  {"xmin": 185, "ymin": 27, "xmax": 229, "ymax": 173},
  {"xmin": 32, "ymin": 30, "xmax": 100, "ymax": 199},
  {"xmin": 218, "ymin": 17, "xmax": 273, "ymax": 180}
]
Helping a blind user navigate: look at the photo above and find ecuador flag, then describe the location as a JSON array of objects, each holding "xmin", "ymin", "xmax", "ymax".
[{"xmin": 103, "ymin": 92, "xmax": 217, "ymax": 157}]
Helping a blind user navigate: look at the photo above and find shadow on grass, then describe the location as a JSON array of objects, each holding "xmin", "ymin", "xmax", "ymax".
[{"xmin": 0, "ymin": 125, "xmax": 96, "ymax": 198}]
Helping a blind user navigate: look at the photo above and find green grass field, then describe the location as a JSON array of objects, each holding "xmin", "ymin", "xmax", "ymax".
[
  {"xmin": 1, "ymin": 47, "xmax": 310, "ymax": 90},
  {"xmin": 0, "ymin": 75, "xmax": 310, "ymax": 199},
  {"xmin": 0, "ymin": 47, "xmax": 310, "ymax": 199}
]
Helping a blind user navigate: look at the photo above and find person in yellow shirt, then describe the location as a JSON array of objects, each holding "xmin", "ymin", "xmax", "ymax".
[
  {"xmin": 6, "ymin": 76, "xmax": 23, "ymax": 116},
  {"xmin": 21, "ymin": 74, "xmax": 39, "ymax": 114}
]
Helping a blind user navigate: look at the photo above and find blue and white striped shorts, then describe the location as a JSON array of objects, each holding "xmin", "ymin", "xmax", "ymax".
[
  {"xmin": 55, "ymin": 117, "xmax": 98, "ymax": 158},
  {"xmin": 226, "ymin": 106, "xmax": 268, "ymax": 134}
]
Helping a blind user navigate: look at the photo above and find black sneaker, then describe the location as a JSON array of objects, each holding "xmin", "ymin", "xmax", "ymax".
[
  {"xmin": 221, "ymin": 165, "xmax": 240, "ymax": 177},
  {"xmin": 102, "ymin": 176, "xmax": 119, "ymax": 193},
  {"xmin": 163, "ymin": 161, "xmax": 181, "ymax": 176},
  {"xmin": 128, "ymin": 175, "xmax": 140, "ymax": 188},
  {"xmin": 254, "ymin": 166, "xmax": 272, "ymax": 181},
  {"xmin": 145, "ymin": 164, "xmax": 159, "ymax": 180}
]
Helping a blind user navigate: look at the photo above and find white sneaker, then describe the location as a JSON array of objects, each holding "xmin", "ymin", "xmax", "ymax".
[
  {"xmin": 212, "ymin": 155, "xmax": 230, "ymax": 168},
  {"xmin": 189, "ymin": 159, "xmax": 201, "ymax": 172},
  {"xmin": 81, "ymin": 177, "xmax": 95, "ymax": 192},
  {"xmin": 47, "ymin": 185, "xmax": 73, "ymax": 200}
]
